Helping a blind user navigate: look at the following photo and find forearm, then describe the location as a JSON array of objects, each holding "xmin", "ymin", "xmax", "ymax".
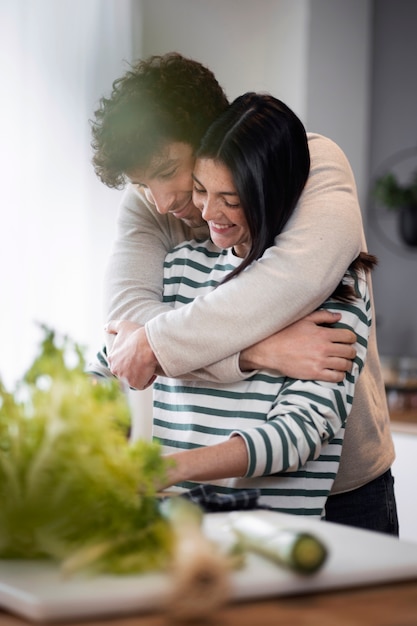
[
  {"xmin": 238, "ymin": 310, "xmax": 357, "ymax": 382},
  {"xmin": 161, "ymin": 435, "xmax": 248, "ymax": 488}
]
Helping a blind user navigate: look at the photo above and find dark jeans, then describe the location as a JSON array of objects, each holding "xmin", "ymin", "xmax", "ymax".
[{"xmin": 325, "ymin": 469, "xmax": 399, "ymax": 536}]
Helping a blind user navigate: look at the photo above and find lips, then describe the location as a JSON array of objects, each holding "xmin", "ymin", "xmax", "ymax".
[{"xmin": 209, "ymin": 222, "xmax": 235, "ymax": 233}]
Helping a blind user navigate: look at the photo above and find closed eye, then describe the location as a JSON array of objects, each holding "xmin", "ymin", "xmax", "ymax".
[
  {"xmin": 224, "ymin": 199, "xmax": 241, "ymax": 208},
  {"xmin": 159, "ymin": 168, "xmax": 177, "ymax": 180}
]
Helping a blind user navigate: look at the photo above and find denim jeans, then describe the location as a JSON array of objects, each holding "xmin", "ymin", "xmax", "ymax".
[{"xmin": 325, "ymin": 469, "xmax": 399, "ymax": 536}]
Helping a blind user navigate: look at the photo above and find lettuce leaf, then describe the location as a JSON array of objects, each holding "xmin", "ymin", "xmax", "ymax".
[{"xmin": 0, "ymin": 326, "xmax": 173, "ymax": 575}]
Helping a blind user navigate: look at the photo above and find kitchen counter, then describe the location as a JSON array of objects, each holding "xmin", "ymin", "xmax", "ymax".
[
  {"xmin": 386, "ymin": 381, "xmax": 417, "ymax": 425},
  {"xmin": 2, "ymin": 508, "xmax": 417, "ymax": 626},
  {"xmin": 0, "ymin": 579, "xmax": 417, "ymax": 626}
]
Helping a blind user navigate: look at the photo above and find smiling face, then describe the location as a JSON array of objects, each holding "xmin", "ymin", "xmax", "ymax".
[
  {"xmin": 126, "ymin": 142, "xmax": 205, "ymax": 228},
  {"xmin": 192, "ymin": 158, "xmax": 251, "ymax": 258}
]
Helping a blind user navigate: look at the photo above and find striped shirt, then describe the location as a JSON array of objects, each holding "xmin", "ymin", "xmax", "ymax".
[{"xmin": 154, "ymin": 239, "xmax": 372, "ymax": 517}]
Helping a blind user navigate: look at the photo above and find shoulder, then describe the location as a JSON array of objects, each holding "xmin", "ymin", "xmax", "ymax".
[
  {"xmin": 307, "ymin": 132, "xmax": 348, "ymax": 161},
  {"xmin": 303, "ymin": 133, "xmax": 357, "ymax": 201}
]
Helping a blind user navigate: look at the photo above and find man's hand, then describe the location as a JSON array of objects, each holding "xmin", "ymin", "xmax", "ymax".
[
  {"xmin": 239, "ymin": 310, "xmax": 357, "ymax": 382},
  {"xmin": 105, "ymin": 320, "xmax": 159, "ymax": 390}
]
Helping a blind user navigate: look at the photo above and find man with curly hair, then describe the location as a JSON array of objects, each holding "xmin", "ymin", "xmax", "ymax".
[{"xmin": 89, "ymin": 52, "xmax": 398, "ymax": 534}]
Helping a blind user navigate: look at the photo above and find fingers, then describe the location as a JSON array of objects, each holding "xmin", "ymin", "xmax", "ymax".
[
  {"xmin": 329, "ymin": 339, "xmax": 357, "ymax": 358},
  {"xmin": 319, "ymin": 336, "xmax": 356, "ymax": 360},
  {"xmin": 322, "ymin": 326, "xmax": 357, "ymax": 346},
  {"xmin": 319, "ymin": 369, "xmax": 346, "ymax": 383},
  {"xmin": 306, "ymin": 311, "xmax": 357, "ymax": 345},
  {"xmin": 305, "ymin": 310, "xmax": 341, "ymax": 324},
  {"xmin": 328, "ymin": 356, "xmax": 354, "ymax": 372},
  {"xmin": 144, "ymin": 375, "xmax": 157, "ymax": 389},
  {"xmin": 317, "ymin": 359, "xmax": 354, "ymax": 383}
]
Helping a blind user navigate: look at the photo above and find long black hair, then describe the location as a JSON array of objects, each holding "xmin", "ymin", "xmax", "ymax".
[
  {"xmin": 196, "ymin": 92, "xmax": 310, "ymax": 283},
  {"xmin": 197, "ymin": 92, "xmax": 376, "ymax": 297}
]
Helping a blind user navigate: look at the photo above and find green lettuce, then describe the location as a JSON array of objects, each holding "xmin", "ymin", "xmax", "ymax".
[{"xmin": 0, "ymin": 326, "xmax": 173, "ymax": 575}]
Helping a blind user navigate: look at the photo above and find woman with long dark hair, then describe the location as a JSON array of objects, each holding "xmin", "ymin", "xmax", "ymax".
[{"xmin": 152, "ymin": 92, "xmax": 376, "ymax": 516}]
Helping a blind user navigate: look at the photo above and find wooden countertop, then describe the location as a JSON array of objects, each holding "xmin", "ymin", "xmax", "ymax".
[{"xmin": 1, "ymin": 579, "xmax": 417, "ymax": 626}]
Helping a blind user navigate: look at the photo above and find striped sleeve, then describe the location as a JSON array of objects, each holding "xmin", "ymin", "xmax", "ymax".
[{"xmin": 232, "ymin": 270, "xmax": 372, "ymax": 478}]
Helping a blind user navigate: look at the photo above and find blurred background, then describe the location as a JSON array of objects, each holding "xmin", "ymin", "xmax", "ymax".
[
  {"xmin": 1, "ymin": 0, "xmax": 417, "ymax": 542},
  {"xmin": 1, "ymin": 0, "xmax": 417, "ymax": 387}
]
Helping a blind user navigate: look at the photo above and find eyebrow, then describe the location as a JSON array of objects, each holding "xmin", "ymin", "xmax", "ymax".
[
  {"xmin": 192, "ymin": 173, "xmax": 239, "ymax": 197},
  {"xmin": 149, "ymin": 158, "xmax": 178, "ymax": 178},
  {"xmin": 130, "ymin": 158, "xmax": 179, "ymax": 185}
]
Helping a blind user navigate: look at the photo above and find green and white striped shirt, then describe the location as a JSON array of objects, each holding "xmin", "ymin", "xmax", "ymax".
[{"xmin": 153, "ymin": 239, "xmax": 372, "ymax": 517}]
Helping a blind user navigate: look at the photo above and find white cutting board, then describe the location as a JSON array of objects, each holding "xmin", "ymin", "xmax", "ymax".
[{"xmin": 1, "ymin": 510, "xmax": 417, "ymax": 623}]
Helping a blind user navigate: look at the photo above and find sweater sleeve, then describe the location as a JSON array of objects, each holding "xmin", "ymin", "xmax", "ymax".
[
  {"xmin": 104, "ymin": 185, "xmax": 189, "ymax": 325},
  {"xmin": 234, "ymin": 274, "xmax": 371, "ymax": 478},
  {"xmin": 103, "ymin": 185, "xmax": 244, "ymax": 382},
  {"xmin": 145, "ymin": 133, "xmax": 364, "ymax": 377}
]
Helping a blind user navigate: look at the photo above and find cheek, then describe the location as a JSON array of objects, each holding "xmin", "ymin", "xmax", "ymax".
[
  {"xmin": 238, "ymin": 217, "xmax": 251, "ymax": 242},
  {"xmin": 192, "ymin": 190, "xmax": 204, "ymax": 210}
]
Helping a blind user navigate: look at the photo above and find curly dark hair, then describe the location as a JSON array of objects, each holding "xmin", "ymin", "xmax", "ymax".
[{"xmin": 90, "ymin": 53, "xmax": 229, "ymax": 188}]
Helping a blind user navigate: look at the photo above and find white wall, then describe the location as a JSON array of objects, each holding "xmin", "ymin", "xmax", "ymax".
[
  {"xmin": 140, "ymin": 0, "xmax": 372, "ymax": 211},
  {"xmin": 391, "ymin": 425, "xmax": 417, "ymax": 543},
  {"xmin": 141, "ymin": 0, "xmax": 310, "ymax": 119},
  {"xmin": 0, "ymin": 0, "xmax": 140, "ymax": 388},
  {"xmin": 367, "ymin": 0, "xmax": 417, "ymax": 359},
  {"xmin": 306, "ymin": 0, "xmax": 373, "ymax": 213}
]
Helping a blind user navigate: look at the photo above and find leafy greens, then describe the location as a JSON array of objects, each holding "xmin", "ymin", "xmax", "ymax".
[{"xmin": 0, "ymin": 326, "xmax": 173, "ymax": 575}]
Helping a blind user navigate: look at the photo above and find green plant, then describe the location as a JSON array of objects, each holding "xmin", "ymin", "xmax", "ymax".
[
  {"xmin": 373, "ymin": 170, "xmax": 417, "ymax": 210},
  {"xmin": 0, "ymin": 325, "xmax": 173, "ymax": 575}
]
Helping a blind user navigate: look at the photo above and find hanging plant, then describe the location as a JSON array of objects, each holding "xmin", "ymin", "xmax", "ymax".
[
  {"xmin": 373, "ymin": 171, "xmax": 417, "ymax": 209},
  {"xmin": 372, "ymin": 170, "xmax": 417, "ymax": 246}
]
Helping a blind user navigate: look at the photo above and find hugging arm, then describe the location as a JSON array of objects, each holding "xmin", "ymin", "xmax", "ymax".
[{"xmin": 104, "ymin": 135, "xmax": 363, "ymax": 385}]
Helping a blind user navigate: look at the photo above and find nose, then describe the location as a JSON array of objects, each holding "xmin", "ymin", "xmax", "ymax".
[
  {"xmin": 200, "ymin": 196, "xmax": 218, "ymax": 222},
  {"xmin": 144, "ymin": 187, "xmax": 175, "ymax": 215}
]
